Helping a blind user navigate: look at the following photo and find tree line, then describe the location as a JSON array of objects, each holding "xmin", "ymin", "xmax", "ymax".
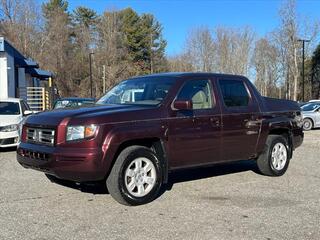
[
  {"xmin": 169, "ymin": 0, "xmax": 320, "ymax": 101},
  {"xmin": 1, "ymin": 0, "xmax": 320, "ymax": 101},
  {"xmin": 0, "ymin": 0, "xmax": 167, "ymax": 97}
]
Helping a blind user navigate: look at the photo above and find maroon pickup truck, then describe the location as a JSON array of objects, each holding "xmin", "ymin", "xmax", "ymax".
[{"xmin": 17, "ymin": 73, "xmax": 304, "ymax": 205}]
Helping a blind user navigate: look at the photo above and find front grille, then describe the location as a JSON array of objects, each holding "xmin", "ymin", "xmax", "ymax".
[
  {"xmin": 0, "ymin": 137, "xmax": 18, "ymax": 145},
  {"xmin": 26, "ymin": 127, "xmax": 55, "ymax": 146}
]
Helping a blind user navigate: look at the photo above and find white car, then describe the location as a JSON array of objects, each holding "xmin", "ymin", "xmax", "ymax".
[
  {"xmin": 0, "ymin": 98, "xmax": 32, "ymax": 148},
  {"xmin": 301, "ymin": 103, "xmax": 320, "ymax": 131}
]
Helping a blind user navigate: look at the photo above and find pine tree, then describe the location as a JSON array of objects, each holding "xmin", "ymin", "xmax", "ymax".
[
  {"xmin": 41, "ymin": 0, "xmax": 72, "ymax": 96},
  {"xmin": 311, "ymin": 44, "xmax": 320, "ymax": 99}
]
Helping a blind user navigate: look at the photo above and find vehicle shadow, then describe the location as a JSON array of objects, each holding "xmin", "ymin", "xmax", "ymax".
[
  {"xmin": 166, "ymin": 159, "xmax": 259, "ymax": 189},
  {"xmin": 47, "ymin": 159, "xmax": 260, "ymax": 197},
  {"xmin": 46, "ymin": 175, "xmax": 109, "ymax": 194}
]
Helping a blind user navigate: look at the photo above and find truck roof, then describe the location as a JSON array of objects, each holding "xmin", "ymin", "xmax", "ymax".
[{"xmin": 130, "ymin": 72, "xmax": 247, "ymax": 80}]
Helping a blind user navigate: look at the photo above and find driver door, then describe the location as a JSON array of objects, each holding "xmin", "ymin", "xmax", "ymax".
[{"xmin": 167, "ymin": 79, "xmax": 222, "ymax": 169}]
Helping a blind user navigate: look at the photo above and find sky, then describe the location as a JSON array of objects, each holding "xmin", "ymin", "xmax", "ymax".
[{"xmin": 42, "ymin": 0, "xmax": 320, "ymax": 56}]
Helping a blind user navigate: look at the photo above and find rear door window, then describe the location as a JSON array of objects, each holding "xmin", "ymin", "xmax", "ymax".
[{"xmin": 218, "ymin": 79, "xmax": 250, "ymax": 107}]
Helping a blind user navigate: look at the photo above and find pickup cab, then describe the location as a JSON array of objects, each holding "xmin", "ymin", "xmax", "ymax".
[{"xmin": 17, "ymin": 73, "xmax": 304, "ymax": 205}]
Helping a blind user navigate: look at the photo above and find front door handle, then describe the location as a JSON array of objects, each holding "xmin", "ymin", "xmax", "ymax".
[{"xmin": 210, "ymin": 117, "xmax": 220, "ymax": 127}]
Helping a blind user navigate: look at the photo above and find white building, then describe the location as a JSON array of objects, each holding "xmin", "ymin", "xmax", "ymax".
[{"xmin": 0, "ymin": 37, "xmax": 52, "ymax": 101}]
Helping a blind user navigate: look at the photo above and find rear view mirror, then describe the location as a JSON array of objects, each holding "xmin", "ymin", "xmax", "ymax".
[{"xmin": 173, "ymin": 100, "xmax": 193, "ymax": 110}]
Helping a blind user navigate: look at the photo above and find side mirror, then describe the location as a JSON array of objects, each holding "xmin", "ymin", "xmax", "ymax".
[
  {"xmin": 24, "ymin": 110, "xmax": 33, "ymax": 116},
  {"xmin": 173, "ymin": 100, "xmax": 193, "ymax": 110}
]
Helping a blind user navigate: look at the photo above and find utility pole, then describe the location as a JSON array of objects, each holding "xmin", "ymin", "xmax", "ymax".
[
  {"xmin": 298, "ymin": 39, "xmax": 310, "ymax": 102},
  {"xmin": 89, "ymin": 51, "xmax": 94, "ymax": 98},
  {"xmin": 150, "ymin": 33, "xmax": 153, "ymax": 74},
  {"xmin": 102, "ymin": 65, "xmax": 106, "ymax": 94}
]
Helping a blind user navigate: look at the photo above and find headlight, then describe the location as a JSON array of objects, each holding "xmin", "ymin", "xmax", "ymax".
[
  {"xmin": 0, "ymin": 124, "xmax": 19, "ymax": 132},
  {"xmin": 66, "ymin": 124, "xmax": 98, "ymax": 141}
]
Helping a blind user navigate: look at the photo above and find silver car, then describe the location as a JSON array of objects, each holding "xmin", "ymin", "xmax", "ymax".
[{"xmin": 302, "ymin": 103, "xmax": 320, "ymax": 130}]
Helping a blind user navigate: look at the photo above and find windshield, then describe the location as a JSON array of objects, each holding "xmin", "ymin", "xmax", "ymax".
[
  {"xmin": 0, "ymin": 102, "xmax": 20, "ymax": 115},
  {"xmin": 97, "ymin": 78, "xmax": 175, "ymax": 106},
  {"xmin": 301, "ymin": 103, "xmax": 320, "ymax": 112},
  {"xmin": 54, "ymin": 99, "xmax": 95, "ymax": 109}
]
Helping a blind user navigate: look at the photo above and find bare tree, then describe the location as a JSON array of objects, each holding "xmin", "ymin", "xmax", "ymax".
[
  {"xmin": 0, "ymin": 0, "xmax": 43, "ymax": 58},
  {"xmin": 184, "ymin": 27, "xmax": 215, "ymax": 72},
  {"xmin": 214, "ymin": 26, "xmax": 255, "ymax": 75},
  {"xmin": 94, "ymin": 10, "xmax": 131, "ymax": 96},
  {"xmin": 172, "ymin": 26, "xmax": 255, "ymax": 76},
  {"xmin": 252, "ymin": 38, "xmax": 280, "ymax": 97},
  {"xmin": 272, "ymin": 0, "xmax": 319, "ymax": 100},
  {"xmin": 167, "ymin": 53, "xmax": 194, "ymax": 72}
]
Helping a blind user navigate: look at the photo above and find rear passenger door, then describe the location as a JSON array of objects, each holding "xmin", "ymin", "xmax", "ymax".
[{"xmin": 217, "ymin": 78, "xmax": 261, "ymax": 161}]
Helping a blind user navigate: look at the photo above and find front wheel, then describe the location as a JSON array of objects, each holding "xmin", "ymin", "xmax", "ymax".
[
  {"xmin": 303, "ymin": 118, "xmax": 313, "ymax": 131},
  {"xmin": 257, "ymin": 135, "xmax": 290, "ymax": 176},
  {"xmin": 106, "ymin": 146, "xmax": 163, "ymax": 205}
]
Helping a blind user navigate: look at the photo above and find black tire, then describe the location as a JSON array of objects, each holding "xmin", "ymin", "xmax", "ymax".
[
  {"xmin": 256, "ymin": 135, "xmax": 290, "ymax": 176},
  {"xmin": 303, "ymin": 118, "xmax": 313, "ymax": 131},
  {"xmin": 106, "ymin": 146, "xmax": 163, "ymax": 206}
]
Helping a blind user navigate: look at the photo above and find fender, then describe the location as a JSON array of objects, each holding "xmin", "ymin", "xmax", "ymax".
[
  {"xmin": 99, "ymin": 120, "xmax": 169, "ymax": 182},
  {"xmin": 256, "ymin": 115, "xmax": 293, "ymax": 157}
]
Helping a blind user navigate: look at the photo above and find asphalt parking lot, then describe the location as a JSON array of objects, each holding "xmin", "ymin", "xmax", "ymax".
[{"xmin": 0, "ymin": 131, "xmax": 319, "ymax": 240}]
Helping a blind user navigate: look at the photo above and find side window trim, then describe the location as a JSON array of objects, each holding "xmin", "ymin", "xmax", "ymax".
[{"xmin": 20, "ymin": 101, "xmax": 25, "ymax": 114}]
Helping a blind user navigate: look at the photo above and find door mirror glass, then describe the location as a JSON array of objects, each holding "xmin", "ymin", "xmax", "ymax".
[{"xmin": 173, "ymin": 100, "xmax": 193, "ymax": 110}]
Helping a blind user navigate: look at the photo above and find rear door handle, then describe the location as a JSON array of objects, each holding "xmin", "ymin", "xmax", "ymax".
[{"xmin": 244, "ymin": 119, "xmax": 261, "ymax": 128}]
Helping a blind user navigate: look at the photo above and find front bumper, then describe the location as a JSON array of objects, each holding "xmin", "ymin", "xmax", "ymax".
[
  {"xmin": 0, "ymin": 131, "xmax": 19, "ymax": 148},
  {"xmin": 17, "ymin": 142, "xmax": 106, "ymax": 182}
]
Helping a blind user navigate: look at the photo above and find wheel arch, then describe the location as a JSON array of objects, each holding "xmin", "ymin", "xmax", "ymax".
[
  {"xmin": 104, "ymin": 136, "xmax": 169, "ymax": 184},
  {"xmin": 257, "ymin": 118, "xmax": 294, "ymax": 160},
  {"xmin": 268, "ymin": 127, "xmax": 293, "ymax": 159}
]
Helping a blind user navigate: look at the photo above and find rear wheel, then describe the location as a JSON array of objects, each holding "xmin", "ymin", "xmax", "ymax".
[
  {"xmin": 257, "ymin": 135, "xmax": 290, "ymax": 176},
  {"xmin": 303, "ymin": 118, "xmax": 313, "ymax": 131},
  {"xmin": 106, "ymin": 146, "xmax": 163, "ymax": 205}
]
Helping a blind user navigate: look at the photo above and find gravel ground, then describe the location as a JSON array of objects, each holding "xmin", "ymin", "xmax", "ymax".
[{"xmin": 0, "ymin": 131, "xmax": 319, "ymax": 240}]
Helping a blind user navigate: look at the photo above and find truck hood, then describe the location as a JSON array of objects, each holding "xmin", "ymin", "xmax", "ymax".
[
  {"xmin": 25, "ymin": 104, "xmax": 155, "ymax": 127},
  {"xmin": 0, "ymin": 115, "xmax": 23, "ymax": 127}
]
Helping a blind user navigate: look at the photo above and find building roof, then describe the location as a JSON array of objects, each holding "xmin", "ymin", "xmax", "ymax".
[
  {"xmin": 0, "ymin": 37, "xmax": 52, "ymax": 79},
  {"xmin": 0, "ymin": 98, "xmax": 21, "ymax": 103},
  {"xmin": 26, "ymin": 68, "xmax": 52, "ymax": 79}
]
